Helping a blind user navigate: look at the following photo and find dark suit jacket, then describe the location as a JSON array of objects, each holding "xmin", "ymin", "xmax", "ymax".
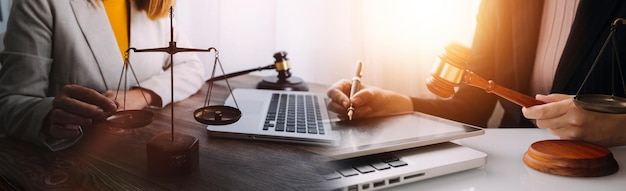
[{"xmin": 412, "ymin": 0, "xmax": 626, "ymax": 128}]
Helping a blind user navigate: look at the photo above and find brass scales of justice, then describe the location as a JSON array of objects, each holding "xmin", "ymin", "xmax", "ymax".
[
  {"xmin": 426, "ymin": 18, "xmax": 626, "ymax": 177},
  {"xmin": 101, "ymin": 7, "xmax": 242, "ymax": 175}
]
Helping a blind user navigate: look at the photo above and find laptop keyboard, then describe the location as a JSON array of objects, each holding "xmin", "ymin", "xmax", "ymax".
[
  {"xmin": 319, "ymin": 153, "xmax": 418, "ymax": 191},
  {"xmin": 263, "ymin": 93, "xmax": 326, "ymax": 135},
  {"xmin": 322, "ymin": 154, "xmax": 409, "ymax": 181}
]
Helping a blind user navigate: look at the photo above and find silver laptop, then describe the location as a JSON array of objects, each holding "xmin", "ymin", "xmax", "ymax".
[
  {"xmin": 206, "ymin": 88, "xmax": 342, "ymax": 146},
  {"xmin": 206, "ymin": 88, "xmax": 487, "ymax": 190}
]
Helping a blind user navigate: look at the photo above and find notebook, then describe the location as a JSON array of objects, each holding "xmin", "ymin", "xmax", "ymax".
[{"xmin": 206, "ymin": 88, "xmax": 485, "ymax": 159}]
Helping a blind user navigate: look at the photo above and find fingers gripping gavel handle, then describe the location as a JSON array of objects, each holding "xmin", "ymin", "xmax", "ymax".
[{"xmin": 463, "ymin": 71, "xmax": 545, "ymax": 107}]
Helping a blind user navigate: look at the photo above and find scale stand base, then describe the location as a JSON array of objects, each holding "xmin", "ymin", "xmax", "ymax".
[
  {"xmin": 256, "ymin": 75, "xmax": 309, "ymax": 91},
  {"xmin": 147, "ymin": 132, "xmax": 199, "ymax": 175}
]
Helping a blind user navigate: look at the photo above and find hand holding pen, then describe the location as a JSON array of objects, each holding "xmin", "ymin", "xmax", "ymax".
[
  {"xmin": 326, "ymin": 61, "xmax": 413, "ymax": 120},
  {"xmin": 347, "ymin": 61, "xmax": 363, "ymax": 120}
]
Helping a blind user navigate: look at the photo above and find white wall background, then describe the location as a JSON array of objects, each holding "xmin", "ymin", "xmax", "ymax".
[
  {"xmin": 175, "ymin": 0, "xmax": 481, "ymax": 98},
  {"xmin": 0, "ymin": 0, "xmax": 480, "ymax": 98}
]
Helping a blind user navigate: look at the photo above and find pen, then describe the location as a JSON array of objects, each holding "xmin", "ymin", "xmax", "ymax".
[{"xmin": 347, "ymin": 61, "xmax": 363, "ymax": 120}]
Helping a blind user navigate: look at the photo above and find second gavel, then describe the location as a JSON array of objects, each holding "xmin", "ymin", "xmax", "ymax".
[{"xmin": 426, "ymin": 42, "xmax": 545, "ymax": 107}]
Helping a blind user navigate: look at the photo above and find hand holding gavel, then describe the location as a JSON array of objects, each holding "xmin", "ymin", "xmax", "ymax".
[{"xmin": 426, "ymin": 42, "xmax": 545, "ymax": 107}]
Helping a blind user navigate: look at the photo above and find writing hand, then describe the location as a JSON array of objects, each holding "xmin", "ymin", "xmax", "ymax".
[
  {"xmin": 326, "ymin": 79, "xmax": 413, "ymax": 120},
  {"xmin": 522, "ymin": 94, "xmax": 626, "ymax": 147},
  {"xmin": 45, "ymin": 85, "xmax": 118, "ymax": 139}
]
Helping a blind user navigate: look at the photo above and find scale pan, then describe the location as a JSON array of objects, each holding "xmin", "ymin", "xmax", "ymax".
[
  {"xmin": 194, "ymin": 105, "xmax": 241, "ymax": 125},
  {"xmin": 574, "ymin": 94, "xmax": 626, "ymax": 114},
  {"xmin": 104, "ymin": 110, "xmax": 154, "ymax": 129}
]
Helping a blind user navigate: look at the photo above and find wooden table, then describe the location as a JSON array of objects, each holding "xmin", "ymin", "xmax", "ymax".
[{"xmin": 0, "ymin": 75, "xmax": 334, "ymax": 190}]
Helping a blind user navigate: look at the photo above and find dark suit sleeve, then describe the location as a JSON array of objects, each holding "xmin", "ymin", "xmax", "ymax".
[
  {"xmin": 552, "ymin": 0, "xmax": 626, "ymax": 96},
  {"xmin": 411, "ymin": 0, "xmax": 543, "ymax": 128}
]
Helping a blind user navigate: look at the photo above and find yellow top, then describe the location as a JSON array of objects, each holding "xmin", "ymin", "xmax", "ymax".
[{"xmin": 103, "ymin": 0, "xmax": 129, "ymax": 57}]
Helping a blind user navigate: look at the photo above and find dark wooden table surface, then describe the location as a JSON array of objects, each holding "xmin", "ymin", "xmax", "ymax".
[{"xmin": 0, "ymin": 75, "xmax": 336, "ymax": 191}]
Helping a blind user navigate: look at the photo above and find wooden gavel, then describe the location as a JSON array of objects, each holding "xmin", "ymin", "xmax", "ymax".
[
  {"xmin": 426, "ymin": 45, "xmax": 618, "ymax": 178},
  {"xmin": 426, "ymin": 42, "xmax": 545, "ymax": 107}
]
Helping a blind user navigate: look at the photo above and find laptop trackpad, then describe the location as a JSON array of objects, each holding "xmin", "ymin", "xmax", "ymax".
[{"xmin": 235, "ymin": 100, "xmax": 264, "ymax": 114}]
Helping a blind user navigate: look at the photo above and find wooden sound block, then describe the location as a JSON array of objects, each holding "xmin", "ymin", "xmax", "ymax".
[{"xmin": 523, "ymin": 139, "xmax": 619, "ymax": 177}]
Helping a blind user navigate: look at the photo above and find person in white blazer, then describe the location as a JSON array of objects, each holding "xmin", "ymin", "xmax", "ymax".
[{"xmin": 0, "ymin": 0, "xmax": 205, "ymax": 151}]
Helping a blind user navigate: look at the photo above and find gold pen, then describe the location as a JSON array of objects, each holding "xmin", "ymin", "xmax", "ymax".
[{"xmin": 347, "ymin": 61, "xmax": 363, "ymax": 120}]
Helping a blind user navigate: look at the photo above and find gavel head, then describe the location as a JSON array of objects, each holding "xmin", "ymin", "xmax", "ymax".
[
  {"xmin": 273, "ymin": 51, "xmax": 292, "ymax": 80},
  {"xmin": 425, "ymin": 42, "xmax": 472, "ymax": 98}
]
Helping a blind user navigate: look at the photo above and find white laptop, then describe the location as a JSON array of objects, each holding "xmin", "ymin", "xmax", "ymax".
[
  {"xmin": 206, "ymin": 88, "xmax": 487, "ymax": 190},
  {"xmin": 316, "ymin": 142, "xmax": 487, "ymax": 190}
]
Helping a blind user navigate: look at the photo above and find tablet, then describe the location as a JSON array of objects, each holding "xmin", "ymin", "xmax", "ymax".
[{"xmin": 303, "ymin": 112, "xmax": 485, "ymax": 160}]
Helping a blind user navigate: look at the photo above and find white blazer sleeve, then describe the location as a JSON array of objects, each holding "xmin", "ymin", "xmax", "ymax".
[{"xmin": 134, "ymin": 20, "xmax": 205, "ymax": 107}]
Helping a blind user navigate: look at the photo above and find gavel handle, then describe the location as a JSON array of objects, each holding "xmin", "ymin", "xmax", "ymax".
[
  {"xmin": 463, "ymin": 71, "xmax": 545, "ymax": 107},
  {"xmin": 206, "ymin": 64, "xmax": 275, "ymax": 82}
]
